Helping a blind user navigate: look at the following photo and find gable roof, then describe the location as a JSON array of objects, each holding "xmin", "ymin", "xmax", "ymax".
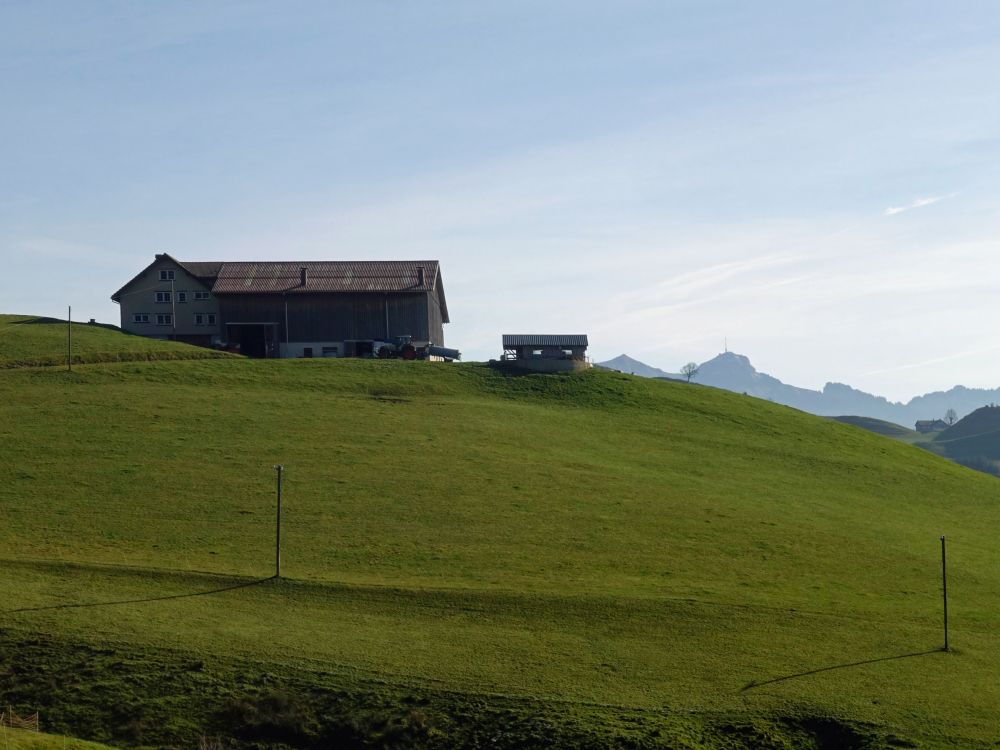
[
  {"xmin": 110, "ymin": 253, "xmax": 219, "ymax": 302},
  {"xmin": 113, "ymin": 256, "xmax": 449, "ymax": 323},
  {"xmin": 503, "ymin": 334, "xmax": 589, "ymax": 347}
]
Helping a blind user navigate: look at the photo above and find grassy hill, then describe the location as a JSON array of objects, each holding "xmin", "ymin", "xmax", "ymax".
[
  {"xmin": 829, "ymin": 415, "xmax": 917, "ymax": 439},
  {"xmin": 1, "ymin": 728, "xmax": 116, "ymax": 750},
  {"xmin": 917, "ymin": 405, "xmax": 1000, "ymax": 476},
  {"xmin": 3, "ymin": 352, "xmax": 1000, "ymax": 747},
  {"xmin": 0, "ymin": 314, "xmax": 234, "ymax": 368}
]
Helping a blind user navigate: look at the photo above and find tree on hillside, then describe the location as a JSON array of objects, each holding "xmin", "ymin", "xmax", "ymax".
[
  {"xmin": 681, "ymin": 362, "xmax": 700, "ymax": 383},
  {"xmin": 945, "ymin": 408, "xmax": 957, "ymax": 425}
]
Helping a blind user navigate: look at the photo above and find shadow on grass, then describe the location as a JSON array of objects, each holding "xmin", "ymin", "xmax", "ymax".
[
  {"xmin": 741, "ymin": 648, "xmax": 944, "ymax": 691},
  {"xmin": 5, "ymin": 575, "xmax": 275, "ymax": 614}
]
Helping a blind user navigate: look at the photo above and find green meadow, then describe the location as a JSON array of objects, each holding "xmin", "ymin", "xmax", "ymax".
[
  {"xmin": 0, "ymin": 314, "xmax": 232, "ymax": 368},
  {"xmin": 2, "ymin": 324, "xmax": 1000, "ymax": 747},
  {"xmin": 0, "ymin": 727, "xmax": 115, "ymax": 750}
]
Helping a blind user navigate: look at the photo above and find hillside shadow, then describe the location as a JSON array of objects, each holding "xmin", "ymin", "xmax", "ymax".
[
  {"xmin": 741, "ymin": 648, "xmax": 943, "ymax": 691},
  {"xmin": 5, "ymin": 575, "xmax": 275, "ymax": 614}
]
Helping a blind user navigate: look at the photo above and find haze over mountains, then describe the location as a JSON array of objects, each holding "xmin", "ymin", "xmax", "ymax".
[{"xmin": 599, "ymin": 351, "xmax": 1000, "ymax": 427}]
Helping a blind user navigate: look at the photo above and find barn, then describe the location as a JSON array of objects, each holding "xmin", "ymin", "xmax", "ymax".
[
  {"xmin": 500, "ymin": 334, "xmax": 590, "ymax": 372},
  {"xmin": 112, "ymin": 254, "xmax": 450, "ymax": 358}
]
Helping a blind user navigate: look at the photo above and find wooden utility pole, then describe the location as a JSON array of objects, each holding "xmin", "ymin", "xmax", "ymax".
[
  {"xmin": 67, "ymin": 306, "xmax": 72, "ymax": 371},
  {"xmin": 274, "ymin": 465, "xmax": 283, "ymax": 578},
  {"xmin": 940, "ymin": 535, "xmax": 949, "ymax": 651}
]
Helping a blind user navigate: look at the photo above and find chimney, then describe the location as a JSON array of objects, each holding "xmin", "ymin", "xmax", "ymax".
[
  {"xmin": 300, "ymin": 267, "xmax": 308, "ymax": 287},
  {"xmin": 416, "ymin": 266, "xmax": 425, "ymax": 287}
]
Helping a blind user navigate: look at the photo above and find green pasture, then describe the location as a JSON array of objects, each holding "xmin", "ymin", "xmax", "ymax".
[
  {"xmin": 0, "ymin": 314, "xmax": 232, "ymax": 368},
  {"xmin": 829, "ymin": 415, "xmax": 918, "ymax": 439},
  {"xmin": 0, "ymin": 727, "xmax": 115, "ymax": 750},
  {"xmin": 2, "ymin": 346, "xmax": 1000, "ymax": 746}
]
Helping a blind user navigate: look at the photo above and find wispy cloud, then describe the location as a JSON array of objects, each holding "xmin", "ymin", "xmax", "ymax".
[{"xmin": 884, "ymin": 193, "xmax": 956, "ymax": 216}]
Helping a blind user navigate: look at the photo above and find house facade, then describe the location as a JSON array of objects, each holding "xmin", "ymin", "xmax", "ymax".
[{"xmin": 112, "ymin": 254, "xmax": 450, "ymax": 358}]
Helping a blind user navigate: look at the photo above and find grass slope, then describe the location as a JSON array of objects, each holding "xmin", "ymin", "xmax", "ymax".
[
  {"xmin": 0, "ymin": 728, "xmax": 115, "ymax": 750},
  {"xmin": 3, "ymin": 358, "xmax": 1000, "ymax": 747},
  {"xmin": 919, "ymin": 406, "xmax": 1000, "ymax": 476},
  {"xmin": 829, "ymin": 415, "xmax": 917, "ymax": 439},
  {"xmin": 0, "ymin": 314, "xmax": 234, "ymax": 368}
]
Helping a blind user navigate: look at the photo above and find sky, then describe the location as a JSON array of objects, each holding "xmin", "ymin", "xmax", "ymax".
[{"xmin": 1, "ymin": 1, "xmax": 998, "ymax": 401}]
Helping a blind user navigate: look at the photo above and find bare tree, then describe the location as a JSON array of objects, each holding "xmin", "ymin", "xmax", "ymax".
[
  {"xmin": 681, "ymin": 362, "xmax": 700, "ymax": 383},
  {"xmin": 945, "ymin": 408, "xmax": 957, "ymax": 425}
]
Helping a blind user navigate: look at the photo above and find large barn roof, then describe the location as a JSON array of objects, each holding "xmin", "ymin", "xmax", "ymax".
[
  {"xmin": 503, "ymin": 334, "xmax": 589, "ymax": 347},
  {"xmin": 113, "ymin": 257, "xmax": 449, "ymax": 323},
  {"xmin": 212, "ymin": 261, "xmax": 439, "ymax": 294}
]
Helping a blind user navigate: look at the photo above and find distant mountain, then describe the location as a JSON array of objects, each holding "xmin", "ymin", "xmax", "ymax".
[
  {"xmin": 604, "ymin": 351, "xmax": 1000, "ymax": 427},
  {"xmin": 597, "ymin": 354, "xmax": 674, "ymax": 379}
]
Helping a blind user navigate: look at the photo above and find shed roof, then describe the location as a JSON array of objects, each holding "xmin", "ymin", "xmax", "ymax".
[{"xmin": 503, "ymin": 334, "xmax": 589, "ymax": 347}]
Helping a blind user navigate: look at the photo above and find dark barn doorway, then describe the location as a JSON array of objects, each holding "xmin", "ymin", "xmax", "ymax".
[{"xmin": 226, "ymin": 323, "xmax": 277, "ymax": 358}]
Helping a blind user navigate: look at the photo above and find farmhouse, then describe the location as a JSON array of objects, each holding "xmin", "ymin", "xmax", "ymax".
[
  {"xmin": 500, "ymin": 334, "xmax": 590, "ymax": 372},
  {"xmin": 112, "ymin": 254, "xmax": 450, "ymax": 358},
  {"xmin": 915, "ymin": 419, "xmax": 949, "ymax": 433}
]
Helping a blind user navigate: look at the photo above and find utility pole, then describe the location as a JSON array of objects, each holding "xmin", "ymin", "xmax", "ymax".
[
  {"xmin": 940, "ymin": 535, "xmax": 949, "ymax": 651},
  {"xmin": 67, "ymin": 306, "xmax": 72, "ymax": 371},
  {"xmin": 171, "ymin": 278, "xmax": 176, "ymax": 338},
  {"xmin": 274, "ymin": 465, "xmax": 283, "ymax": 578}
]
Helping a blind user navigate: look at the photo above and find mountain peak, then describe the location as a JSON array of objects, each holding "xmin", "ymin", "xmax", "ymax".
[
  {"xmin": 596, "ymin": 354, "xmax": 672, "ymax": 379},
  {"xmin": 701, "ymin": 351, "xmax": 756, "ymax": 373}
]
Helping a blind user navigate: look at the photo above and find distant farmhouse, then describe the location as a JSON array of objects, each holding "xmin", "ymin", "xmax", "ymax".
[
  {"xmin": 112, "ymin": 254, "xmax": 450, "ymax": 358},
  {"xmin": 500, "ymin": 334, "xmax": 590, "ymax": 372},
  {"xmin": 915, "ymin": 419, "xmax": 949, "ymax": 433}
]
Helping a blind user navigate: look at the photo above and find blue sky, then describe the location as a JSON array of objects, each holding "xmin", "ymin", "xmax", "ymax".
[{"xmin": 2, "ymin": 1, "xmax": 998, "ymax": 400}]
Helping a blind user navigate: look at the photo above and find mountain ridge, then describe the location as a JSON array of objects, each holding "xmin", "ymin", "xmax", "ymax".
[{"xmin": 597, "ymin": 351, "xmax": 1000, "ymax": 425}]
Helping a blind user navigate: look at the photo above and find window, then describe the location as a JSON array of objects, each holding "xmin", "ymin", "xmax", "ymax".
[
  {"xmin": 159, "ymin": 270, "xmax": 175, "ymax": 281},
  {"xmin": 155, "ymin": 291, "xmax": 171, "ymax": 303},
  {"xmin": 322, "ymin": 346, "xmax": 339, "ymax": 358},
  {"xmin": 155, "ymin": 314, "xmax": 172, "ymax": 325},
  {"xmin": 176, "ymin": 291, "xmax": 187, "ymax": 303},
  {"xmin": 194, "ymin": 314, "xmax": 204, "ymax": 326},
  {"xmin": 532, "ymin": 349, "xmax": 543, "ymax": 357},
  {"xmin": 206, "ymin": 313, "xmax": 216, "ymax": 325},
  {"xmin": 132, "ymin": 313, "xmax": 149, "ymax": 324},
  {"xmin": 193, "ymin": 291, "xmax": 211, "ymax": 300},
  {"xmin": 195, "ymin": 313, "xmax": 217, "ymax": 326}
]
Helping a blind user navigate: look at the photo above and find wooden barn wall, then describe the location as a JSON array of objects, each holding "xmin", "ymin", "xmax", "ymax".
[
  {"xmin": 427, "ymin": 291, "xmax": 445, "ymax": 345},
  {"xmin": 218, "ymin": 293, "xmax": 433, "ymax": 342}
]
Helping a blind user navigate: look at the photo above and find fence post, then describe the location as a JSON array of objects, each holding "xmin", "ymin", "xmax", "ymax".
[
  {"xmin": 940, "ymin": 535, "xmax": 949, "ymax": 651},
  {"xmin": 274, "ymin": 465, "xmax": 283, "ymax": 578}
]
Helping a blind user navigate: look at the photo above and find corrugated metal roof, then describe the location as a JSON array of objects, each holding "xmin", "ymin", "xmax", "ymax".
[
  {"xmin": 503, "ymin": 334, "xmax": 589, "ymax": 347},
  {"xmin": 211, "ymin": 261, "xmax": 440, "ymax": 294}
]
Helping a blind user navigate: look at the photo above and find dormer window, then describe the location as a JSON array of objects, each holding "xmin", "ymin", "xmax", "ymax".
[{"xmin": 159, "ymin": 270, "xmax": 175, "ymax": 281}]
